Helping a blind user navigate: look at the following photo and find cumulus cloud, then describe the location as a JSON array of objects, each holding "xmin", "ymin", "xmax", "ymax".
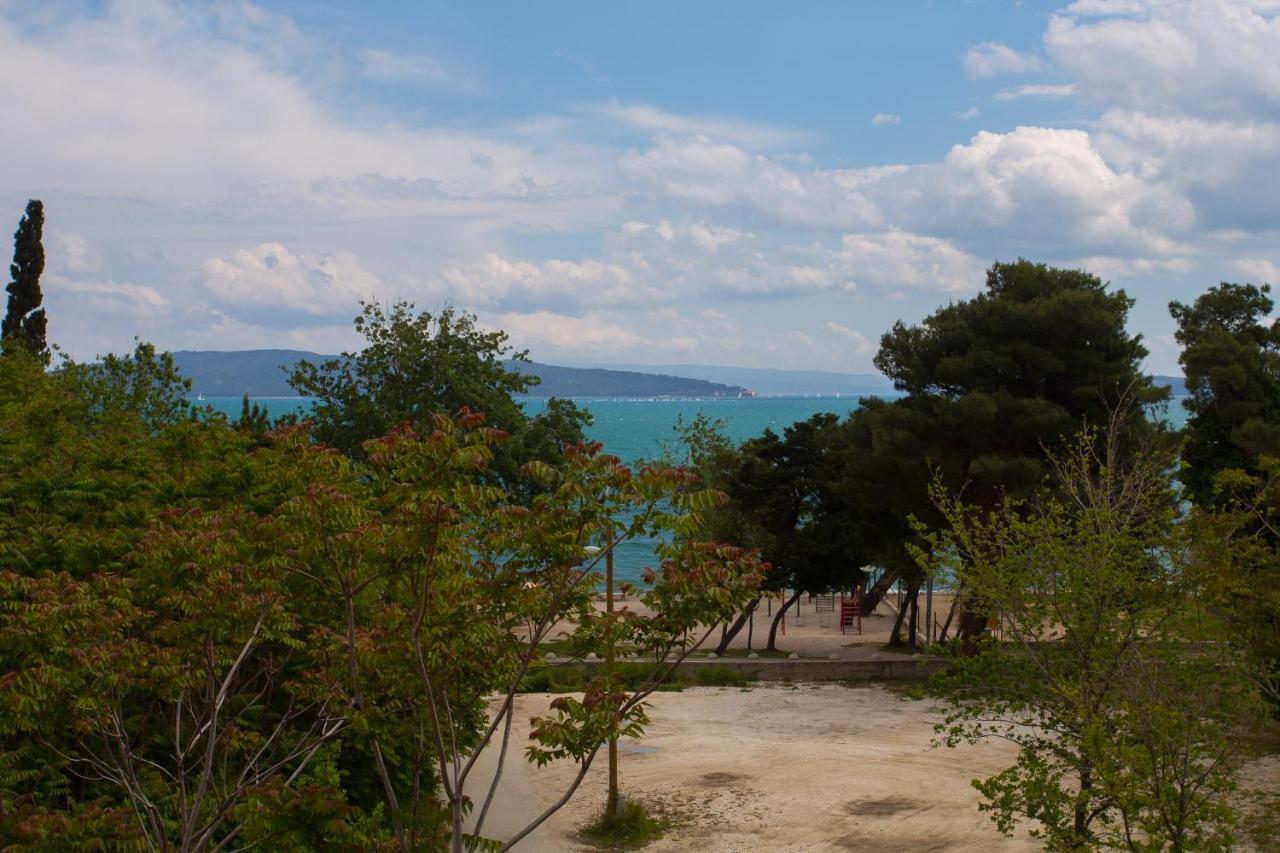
[
  {"xmin": 994, "ymin": 83, "xmax": 1076, "ymax": 100},
  {"xmin": 962, "ymin": 41, "xmax": 1046, "ymax": 78},
  {"xmin": 825, "ymin": 322, "xmax": 877, "ymax": 357},
  {"xmin": 871, "ymin": 113, "xmax": 901, "ymax": 126},
  {"xmin": 0, "ymin": 3, "xmax": 608, "ymax": 200},
  {"xmin": 1046, "ymin": 1, "xmax": 1280, "ymax": 118},
  {"xmin": 1092, "ymin": 110, "xmax": 1280, "ymax": 231},
  {"xmin": 49, "ymin": 276, "xmax": 168, "ymax": 314},
  {"xmin": 618, "ymin": 135, "xmax": 884, "ymax": 229},
  {"xmin": 437, "ymin": 220, "xmax": 985, "ymax": 314},
  {"xmin": 832, "ymin": 232, "xmax": 986, "ymax": 293},
  {"xmin": 202, "ymin": 243, "xmax": 381, "ymax": 315},
  {"xmin": 493, "ymin": 307, "xmax": 880, "ymax": 370},
  {"xmin": 620, "ymin": 125, "xmax": 1196, "ymax": 261},
  {"xmin": 1232, "ymin": 258, "xmax": 1280, "ymax": 282},
  {"xmin": 9, "ymin": 0, "xmax": 1279, "ymax": 373},
  {"xmin": 596, "ymin": 101, "xmax": 807, "ymax": 148}
]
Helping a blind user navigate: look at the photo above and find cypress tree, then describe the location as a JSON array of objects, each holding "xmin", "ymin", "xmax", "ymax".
[{"xmin": 2, "ymin": 199, "xmax": 47, "ymax": 358}]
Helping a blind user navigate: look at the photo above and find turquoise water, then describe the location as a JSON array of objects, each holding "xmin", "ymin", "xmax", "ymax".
[
  {"xmin": 195, "ymin": 396, "xmax": 875, "ymax": 462},
  {"xmin": 197, "ymin": 395, "xmax": 1190, "ymax": 584}
]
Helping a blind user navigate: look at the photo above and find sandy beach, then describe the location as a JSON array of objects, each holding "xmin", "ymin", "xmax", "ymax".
[
  {"xmin": 472, "ymin": 684, "xmax": 1037, "ymax": 851},
  {"xmin": 473, "ymin": 588, "xmax": 1280, "ymax": 851}
]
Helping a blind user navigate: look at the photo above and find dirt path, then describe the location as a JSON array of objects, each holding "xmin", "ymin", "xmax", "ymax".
[{"xmin": 482, "ymin": 684, "xmax": 1039, "ymax": 851}]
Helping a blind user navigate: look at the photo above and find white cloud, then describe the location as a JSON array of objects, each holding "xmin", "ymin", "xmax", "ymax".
[
  {"xmin": 596, "ymin": 101, "xmax": 808, "ymax": 148},
  {"xmin": 437, "ymin": 253, "xmax": 653, "ymax": 310},
  {"xmin": 437, "ymin": 221, "xmax": 984, "ymax": 313},
  {"xmin": 962, "ymin": 42, "xmax": 1046, "ymax": 78},
  {"xmin": 1092, "ymin": 110, "xmax": 1280, "ymax": 230},
  {"xmin": 1232, "ymin": 258, "xmax": 1280, "ymax": 282},
  {"xmin": 0, "ymin": 4, "xmax": 608, "ymax": 201},
  {"xmin": 618, "ymin": 135, "xmax": 883, "ymax": 229},
  {"xmin": 49, "ymin": 231, "xmax": 97, "ymax": 273},
  {"xmin": 824, "ymin": 322, "xmax": 877, "ymax": 357},
  {"xmin": 994, "ymin": 83, "xmax": 1077, "ymax": 100},
  {"xmin": 202, "ymin": 243, "xmax": 381, "ymax": 315},
  {"xmin": 871, "ymin": 113, "xmax": 901, "ymax": 126},
  {"xmin": 832, "ymin": 232, "xmax": 985, "ymax": 293},
  {"xmin": 956, "ymin": 107, "xmax": 981, "ymax": 120},
  {"xmin": 49, "ymin": 275, "xmax": 168, "ymax": 314},
  {"xmin": 1046, "ymin": 2, "xmax": 1280, "ymax": 118},
  {"xmin": 494, "ymin": 308, "xmax": 880, "ymax": 370},
  {"xmin": 1069, "ymin": 255, "xmax": 1196, "ymax": 279},
  {"xmin": 360, "ymin": 48, "xmax": 483, "ymax": 94}
]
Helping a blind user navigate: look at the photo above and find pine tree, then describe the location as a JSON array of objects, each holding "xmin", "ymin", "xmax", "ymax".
[{"xmin": 2, "ymin": 199, "xmax": 47, "ymax": 358}]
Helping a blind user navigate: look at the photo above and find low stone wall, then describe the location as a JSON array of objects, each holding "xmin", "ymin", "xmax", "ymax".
[{"xmin": 557, "ymin": 656, "xmax": 943, "ymax": 683}]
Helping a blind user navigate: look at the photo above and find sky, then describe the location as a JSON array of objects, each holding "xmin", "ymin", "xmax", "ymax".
[{"xmin": 2, "ymin": 0, "xmax": 1279, "ymax": 374}]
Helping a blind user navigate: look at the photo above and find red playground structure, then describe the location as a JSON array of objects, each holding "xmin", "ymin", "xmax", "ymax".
[{"xmin": 839, "ymin": 585, "xmax": 863, "ymax": 635}]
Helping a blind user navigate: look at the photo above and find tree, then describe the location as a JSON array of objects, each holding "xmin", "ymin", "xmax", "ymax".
[
  {"xmin": 918, "ymin": 415, "xmax": 1261, "ymax": 850},
  {"xmin": 731, "ymin": 414, "xmax": 858, "ymax": 650},
  {"xmin": 835, "ymin": 260, "xmax": 1166, "ymax": 643},
  {"xmin": 664, "ymin": 412, "xmax": 859, "ymax": 652},
  {"xmin": 1169, "ymin": 282, "xmax": 1280, "ymax": 511},
  {"xmin": 0, "ymin": 350, "xmax": 765, "ymax": 851},
  {"xmin": 1185, "ymin": 459, "xmax": 1280, "ymax": 707},
  {"xmin": 1, "ymin": 200, "xmax": 47, "ymax": 359},
  {"xmin": 288, "ymin": 301, "xmax": 591, "ymax": 487},
  {"xmin": 827, "ymin": 396, "xmax": 952, "ymax": 646}
]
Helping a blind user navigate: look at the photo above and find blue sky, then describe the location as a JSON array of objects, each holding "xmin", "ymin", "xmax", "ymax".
[{"xmin": 2, "ymin": 0, "xmax": 1278, "ymax": 373}]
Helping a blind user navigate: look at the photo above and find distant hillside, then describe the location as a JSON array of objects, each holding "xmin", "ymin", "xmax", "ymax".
[
  {"xmin": 575, "ymin": 362, "xmax": 897, "ymax": 397},
  {"xmin": 169, "ymin": 350, "xmax": 748, "ymax": 398},
  {"xmin": 171, "ymin": 350, "xmax": 314, "ymax": 397},
  {"xmin": 504, "ymin": 361, "xmax": 747, "ymax": 397}
]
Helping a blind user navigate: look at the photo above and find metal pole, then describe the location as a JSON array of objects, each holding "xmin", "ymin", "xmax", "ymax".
[{"xmin": 606, "ymin": 524, "xmax": 619, "ymax": 820}]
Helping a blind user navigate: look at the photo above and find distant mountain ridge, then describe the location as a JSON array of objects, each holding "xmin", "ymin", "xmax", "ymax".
[
  {"xmin": 571, "ymin": 362, "xmax": 898, "ymax": 397},
  {"xmin": 169, "ymin": 350, "xmax": 749, "ymax": 398},
  {"xmin": 167, "ymin": 351, "xmax": 1189, "ymax": 401}
]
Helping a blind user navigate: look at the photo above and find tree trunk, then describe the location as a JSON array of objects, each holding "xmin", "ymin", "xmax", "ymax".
[
  {"xmin": 766, "ymin": 590, "xmax": 803, "ymax": 651},
  {"xmin": 908, "ymin": 587, "xmax": 919, "ymax": 650},
  {"xmin": 887, "ymin": 578, "xmax": 920, "ymax": 647},
  {"xmin": 1074, "ymin": 760, "xmax": 1093, "ymax": 844},
  {"xmin": 954, "ymin": 591, "xmax": 990, "ymax": 654},
  {"xmin": 715, "ymin": 598, "xmax": 760, "ymax": 655},
  {"xmin": 937, "ymin": 596, "xmax": 958, "ymax": 644},
  {"xmin": 861, "ymin": 567, "xmax": 899, "ymax": 614}
]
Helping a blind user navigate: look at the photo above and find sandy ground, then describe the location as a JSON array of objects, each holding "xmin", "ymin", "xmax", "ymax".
[
  {"xmin": 469, "ymin": 683, "xmax": 1040, "ymax": 852},
  {"xmin": 561, "ymin": 591, "xmax": 956, "ymax": 661}
]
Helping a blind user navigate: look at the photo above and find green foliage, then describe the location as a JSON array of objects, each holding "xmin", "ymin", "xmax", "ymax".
[
  {"xmin": 1, "ymin": 200, "xmax": 47, "ymax": 360},
  {"xmin": 60, "ymin": 339, "xmax": 193, "ymax": 428},
  {"xmin": 730, "ymin": 414, "xmax": 856, "ymax": 596},
  {"xmin": 1185, "ymin": 458, "xmax": 1280, "ymax": 707},
  {"xmin": 579, "ymin": 798, "xmax": 670, "ymax": 849},
  {"xmin": 0, "ymin": 346, "xmax": 764, "ymax": 852},
  {"xmin": 831, "ymin": 260, "xmax": 1166, "ymax": 641},
  {"xmin": 287, "ymin": 301, "xmax": 591, "ymax": 488},
  {"xmin": 918, "ymin": 420, "xmax": 1262, "ymax": 850},
  {"xmin": 1170, "ymin": 282, "xmax": 1280, "ymax": 511}
]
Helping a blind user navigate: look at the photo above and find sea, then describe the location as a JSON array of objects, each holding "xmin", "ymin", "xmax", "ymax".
[{"xmin": 198, "ymin": 395, "xmax": 1190, "ymax": 585}]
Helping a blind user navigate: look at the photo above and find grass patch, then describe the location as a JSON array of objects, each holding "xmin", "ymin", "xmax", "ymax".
[
  {"xmin": 579, "ymin": 799, "xmax": 670, "ymax": 849},
  {"xmin": 689, "ymin": 664, "xmax": 750, "ymax": 687},
  {"xmin": 1243, "ymin": 790, "xmax": 1280, "ymax": 852}
]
